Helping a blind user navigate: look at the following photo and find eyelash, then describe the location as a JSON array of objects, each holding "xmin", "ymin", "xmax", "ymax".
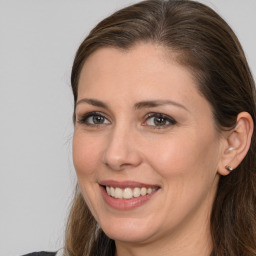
[
  {"xmin": 77, "ymin": 112, "xmax": 110, "ymax": 126},
  {"xmin": 143, "ymin": 113, "xmax": 177, "ymax": 129},
  {"xmin": 77, "ymin": 112, "xmax": 177, "ymax": 129}
]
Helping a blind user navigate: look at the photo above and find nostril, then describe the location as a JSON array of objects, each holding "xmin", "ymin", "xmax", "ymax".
[{"xmin": 102, "ymin": 149, "xmax": 142, "ymax": 171}]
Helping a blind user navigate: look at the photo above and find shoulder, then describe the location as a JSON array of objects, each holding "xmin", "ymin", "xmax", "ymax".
[{"xmin": 22, "ymin": 252, "xmax": 56, "ymax": 256}]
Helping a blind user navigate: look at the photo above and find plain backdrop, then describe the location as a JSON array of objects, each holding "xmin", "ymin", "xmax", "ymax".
[{"xmin": 0, "ymin": 0, "xmax": 255, "ymax": 255}]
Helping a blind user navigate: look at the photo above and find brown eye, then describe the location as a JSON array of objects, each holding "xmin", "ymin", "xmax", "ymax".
[
  {"xmin": 144, "ymin": 113, "xmax": 177, "ymax": 128},
  {"xmin": 92, "ymin": 115, "xmax": 105, "ymax": 124},
  {"xmin": 78, "ymin": 112, "xmax": 110, "ymax": 126},
  {"xmin": 153, "ymin": 117, "xmax": 167, "ymax": 126}
]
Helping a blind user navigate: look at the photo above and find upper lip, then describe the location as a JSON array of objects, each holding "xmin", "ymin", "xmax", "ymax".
[{"xmin": 99, "ymin": 180, "xmax": 160, "ymax": 189}]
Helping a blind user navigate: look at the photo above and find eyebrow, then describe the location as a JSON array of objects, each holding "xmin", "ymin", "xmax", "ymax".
[
  {"xmin": 76, "ymin": 98, "xmax": 189, "ymax": 112},
  {"xmin": 76, "ymin": 98, "xmax": 109, "ymax": 109},
  {"xmin": 134, "ymin": 100, "xmax": 189, "ymax": 111}
]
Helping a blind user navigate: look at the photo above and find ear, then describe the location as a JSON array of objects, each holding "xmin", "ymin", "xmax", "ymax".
[{"xmin": 217, "ymin": 112, "xmax": 254, "ymax": 176}]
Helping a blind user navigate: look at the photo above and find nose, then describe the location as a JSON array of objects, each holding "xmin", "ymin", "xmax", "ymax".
[{"xmin": 102, "ymin": 125, "xmax": 142, "ymax": 171}]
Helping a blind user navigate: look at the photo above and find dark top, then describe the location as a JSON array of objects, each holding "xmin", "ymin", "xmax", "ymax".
[
  {"xmin": 22, "ymin": 250, "xmax": 215, "ymax": 256},
  {"xmin": 22, "ymin": 252, "xmax": 56, "ymax": 256}
]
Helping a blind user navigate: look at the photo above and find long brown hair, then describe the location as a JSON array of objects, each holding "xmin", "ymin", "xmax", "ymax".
[{"xmin": 65, "ymin": 1, "xmax": 256, "ymax": 255}]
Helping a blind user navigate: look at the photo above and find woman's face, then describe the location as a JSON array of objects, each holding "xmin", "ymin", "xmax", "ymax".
[{"xmin": 73, "ymin": 43, "xmax": 223, "ymax": 246}]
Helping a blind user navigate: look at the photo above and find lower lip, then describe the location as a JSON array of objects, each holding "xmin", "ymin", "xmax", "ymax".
[{"xmin": 100, "ymin": 186, "xmax": 158, "ymax": 210}]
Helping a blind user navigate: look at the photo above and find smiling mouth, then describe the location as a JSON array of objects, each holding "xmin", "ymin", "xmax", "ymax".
[{"xmin": 104, "ymin": 186, "xmax": 159, "ymax": 200}]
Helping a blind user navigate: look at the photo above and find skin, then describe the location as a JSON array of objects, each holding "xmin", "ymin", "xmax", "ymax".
[{"xmin": 73, "ymin": 43, "xmax": 228, "ymax": 256}]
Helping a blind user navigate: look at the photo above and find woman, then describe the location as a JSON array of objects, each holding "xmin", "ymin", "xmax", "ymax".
[{"xmin": 26, "ymin": 0, "xmax": 256, "ymax": 255}]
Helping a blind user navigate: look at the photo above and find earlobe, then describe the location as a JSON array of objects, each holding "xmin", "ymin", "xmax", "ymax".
[
  {"xmin": 224, "ymin": 165, "xmax": 233, "ymax": 172},
  {"xmin": 217, "ymin": 112, "xmax": 254, "ymax": 176},
  {"xmin": 218, "ymin": 146, "xmax": 236, "ymax": 176}
]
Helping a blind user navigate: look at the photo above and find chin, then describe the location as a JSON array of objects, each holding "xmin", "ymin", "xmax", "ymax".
[{"xmin": 100, "ymin": 217, "xmax": 157, "ymax": 244}]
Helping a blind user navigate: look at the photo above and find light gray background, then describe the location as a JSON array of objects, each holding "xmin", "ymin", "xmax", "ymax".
[{"xmin": 0, "ymin": 0, "xmax": 255, "ymax": 255}]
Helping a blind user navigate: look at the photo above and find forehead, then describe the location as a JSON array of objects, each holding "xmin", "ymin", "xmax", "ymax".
[
  {"xmin": 78, "ymin": 43, "xmax": 198, "ymax": 96},
  {"xmin": 79, "ymin": 43, "xmax": 212, "ymax": 111}
]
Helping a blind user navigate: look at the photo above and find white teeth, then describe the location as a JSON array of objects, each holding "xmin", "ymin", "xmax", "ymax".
[
  {"xmin": 147, "ymin": 188, "xmax": 152, "ymax": 194},
  {"xmin": 140, "ymin": 187, "xmax": 147, "ymax": 196},
  {"xmin": 115, "ymin": 187, "xmax": 123, "ymax": 199},
  {"xmin": 105, "ymin": 186, "xmax": 157, "ymax": 199},
  {"xmin": 110, "ymin": 187, "xmax": 115, "ymax": 197},
  {"xmin": 123, "ymin": 188, "xmax": 133, "ymax": 199},
  {"xmin": 133, "ymin": 187, "xmax": 140, "ymax": 198}
]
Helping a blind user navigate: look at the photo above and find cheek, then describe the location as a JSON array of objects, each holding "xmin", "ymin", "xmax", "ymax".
[
  {"xmin": 72, "ymin": 131, "xmax": 102, "ymax": 177},
  {"xmin": 143, "ymin": 129, "xmax": 220, "ymax": 181},
  {"xmin": 143, "ymin": 130, "xmax": 220, "ymax": 220},
  {"xmin": 72, "ymin": 131, "xmax": 104, "ymax": 219}
]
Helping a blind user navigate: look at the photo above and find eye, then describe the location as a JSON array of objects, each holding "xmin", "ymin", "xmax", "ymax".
[
  {"xmin": 77, "ymin": 112, "xmax": 110, "ymax": 126},
  {"xmin": 143, "ymin": 113, "xmax": 177, "ymax": 128}
]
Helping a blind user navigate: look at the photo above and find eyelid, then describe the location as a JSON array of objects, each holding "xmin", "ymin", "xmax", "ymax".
[
  {"xmin": 77, "ymin": 111, "xmax": 110, "ymax": 125},
  {"xmin": 142, "ymin": 112, "xmax": 177, "ymax": 128},
  {"xmin": 76, "ymin": 111, "xmax": 176, "ymax": 129}
]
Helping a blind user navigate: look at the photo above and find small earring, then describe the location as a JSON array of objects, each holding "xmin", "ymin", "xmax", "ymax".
[
  {"xmin": 227, "ymin": 147, "xmax": 234, "ymax": 152},
  {"xmin": 225, "ymin": 165, "xmax": 233, "ymax": 172}
]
